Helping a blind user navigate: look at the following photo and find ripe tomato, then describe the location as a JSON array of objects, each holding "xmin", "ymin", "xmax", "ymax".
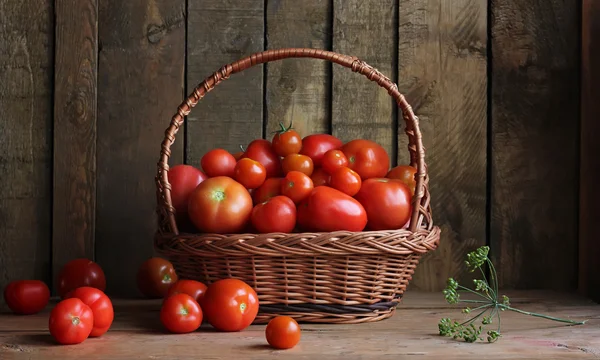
[
  {"xmin": 354, "ymin": 178, "xmax": 412, "ymax": 231},
  {"xmin": 386, "ymin": 165, "xmax": 417, "ymax": 195},
  {"xmin": 321, "ymin": 149, "xmax": 348, "ymax": 174},
  {"xmin": 341, "ymin": 139, "xmax": 390, "ymax": 179},
  {"xmin": 297, "ymin": 186, "xmax": 367, "ymax": 232},
  {"xmin": 242, "ymin": 139, "xmax": 282, "ymax": 178},
  {"xmin": 49, "ymin": 298, "xmax": 94, "ymax": 345},
  {"xmin": 281, "ymin": 154, "xmax": 314, "ymax": 176},
  {"xmin": 57, "ymin": 259, "xmax": 106, "ymax": 299},
  {"xmin": 188, "ymin": 176, "xmax": 253, "ymax": 233},
  {"xmin": 234, "ymin": 158, "xmax": 267, "ymax": 189},
  {"xmin": 329, "ymin": 167, "xmax": 362, "ymax": 196},
  {"xmin": 251, "ymin": 195, "xmax": 296, "ymax": 233},
  {"xmin": 65, "ymin": 287, "xmax": 114, "ymax": 337},
  {"xmin": 200, "ymin": 148, "xmax": 237, "ymax": 177},
  {"xmin": 232, "ymin": 150, "xmax": 245, "ymax": 161},
  {"xmin": 299, "ymin": 134, "xmax": 343, "ymax": 166},
  {"xmin": 137, "ymin": 257, "xmax": 179, "ymax": 298},
  {"xmin": 167, "ymin": 165, "xmax": 207, "ymax": 217},
  {"xmin": 265, "ymin": 316, "xmax": 301, "ymax": 350},
  {"xmin": 160, "ymin": 293, "xmax": 203, "ymax": 334},
  {"xmin": 272, "ymin": 123, "xmax": 302, "ymax": 157},
  {"xmin": 201, "ymin": 278, "xmax": 259, "ymax": 332},
  {"xmin": 3, "ymin": 280, "xmax": 50, "ymax": 315},
  {"xmin": 310, "ymin": 168, "xmax": 330, "ymax": 187},
  {"xmin": 166, "ymin": 279, "xmax": 207, "ymax": 304},
  {"xmin": 252, "ymin": 177, "xmax": 283, "ymax": 204},
  {"xmin": 281, "ymin": 171, "xmax": 314, "ymax": 204}
]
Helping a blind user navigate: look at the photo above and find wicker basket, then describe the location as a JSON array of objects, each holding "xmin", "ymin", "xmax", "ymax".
[{"xmin": 154, "ymin": 48, "xmax": 441, "ymax": 324}]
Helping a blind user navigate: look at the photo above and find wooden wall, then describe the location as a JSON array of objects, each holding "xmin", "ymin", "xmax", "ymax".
[{"xmin": 0, "ymin": 0, "xmax": 592, "ymax": 299}]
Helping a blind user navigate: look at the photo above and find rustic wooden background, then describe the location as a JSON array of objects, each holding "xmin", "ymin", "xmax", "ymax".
[{"xmin": 1, "ymin": 0, "xmax": 597, "ymax": 300}]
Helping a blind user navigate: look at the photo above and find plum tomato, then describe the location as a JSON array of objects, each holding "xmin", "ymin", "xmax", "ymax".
[
  {"xmin": 3, "ymin": 280, "xmax": 50, "ymax": 315},
  {"xmin": 201, "ymin": 278, "xmax": 259, "ymax": 332},
  {"xmin": 252, "ymin": 177, "xmax": 283, "ymax": 205},
  {"xmin": 281, "ymin": 171, "xmax": 314, "ymax": 204},
  {"xmin": 386, "ymin": 165, "xmax": 417, "ymax": 195},
  {"xmin": 272, "ymin": 123, "xmax": 302, "ymax": 157},
  {"xmin": 251, "ymin": 195, "xmax": 296, "ymax": 233},
  {"xmin": 166, "ymin": 279, "xmax": 207, "ymax": 304},
  {"xmin": 281, "ymin": 154, "xmax": 314, "ymax": 177},
  {"xmin": 265, "ymin": 316, "xmax": 301, "ymax": 350},
  {"xmin": 329, "ymin": 167, "xmax": 362, "ymax": 196},
  {"xmin": 321, "ymin": 149, "xmax": 348, "ymax": 175},
  {"xmin": 137, "ymin": 257, "xmax": 179, "ymax": 298},
  {"xmin": 297, "ymin": 186, "xmax": 367, "ymax": 232},
  {"xmin": 201, "ymin": 148, "xmax": 237, "ymax": 177},
  {"xmin": 341, "ymin": 139, "xmax": 390, "ymax": 180},
  {"xmin": 299, "ymin": 134, "xmax": 343, "ymax": 167},
  {"xmin": 242, "ymin": 139, "xmax": 283, "ymax": 178},
  {"xmin": 354, "ymin": 178, "xmax": 412, "ymax": 231},
  {"xmin": 167, "ymin": 165, "xmax": 207, "ymax": 216},
  {"xmin": 57, "ymin": 259, "xmax": 106, "ymax": 299},
  {"xmin": 234, "ymin": 158, "xmax": 267, "ymax": 189},
  {"xmin": 310, "ymin": 168, "xmax": 330, "ymax": 187},
  {"xmin": 160, "ymin": 293, "xmax": 203, "ymax": 334},
  {"xmin": 65, "ymin": 287, "xmax": 114, "ymax": 337},
  {"xmin": 49, "ymin": 298, "xmax": 94, "ymax": 345}
]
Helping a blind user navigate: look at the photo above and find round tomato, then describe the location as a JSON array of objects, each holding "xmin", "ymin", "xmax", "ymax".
[
  {"xmin": 281, "ymin": 154, "xmax": 314, "ymax": 176},
  {"xmin": 321, "ymin": 150, "xmax": 348, "ymax": 174},
  {"xmin": 188, "ymin": 176, "xmax": 253, "ymax": 233},
  {"xmin": 57, "ymin": 259, "xmax": 106, "ymax": 299},
  {"xmin": 354, "ymin": 178, "xmax": 412, "ymax": 231},
  {"xmin": 265, "ymin": 316, "xmax": 301, "ymax": 350},
  {"xmin": 310, "ymin": 168, "xmax": 330, "ymax": 187},
  {"xmin": 137, "ymin": 257, "xmax": 179, "ymax": 298},
  {"xmin": 242, "ymin": 139, "xmax": 282, "ymax": 178},
  {"xmin": 160, "ymin": 293, "xmax": 203, "ymax": 334},
  {"xmin": 281, "ymin": 171, "xmax": 313, "ymax": 204},
  {"xmin": 167, "ymin": 165, "xmax": 207, "ymax": 217},
  {"xmin": 3, "ymin": 280, "xmax": 50, "ymax": 315},
  {"xmin": 166, "ymin": 279, "xmax": 207, "ymax": 304},
  {"xmin": 65, "ymin": 287, "xmax": 114, "ymax": 337},
  {"xmin": 252, "ymin": 177, "xmax": 283, "ymax": 205},
  {"xmin": 201, "ymin": 278, "xmax": 259, "ymax": 332},
  {"xmin": 341, "ymin": 139, "xmax": 390, "ymax": 179},
  {"xmin": 251, "ymin": 195, "xmax": 296, "ymax": 233},
  {"xmin": 386, "ymin": 165, "xmax": 417, "ymax": 195},
  {"xmin": 272, "ymin": 123, "xmax": 302, "ymax": 157},
  {"xmin": 297, "ymin": 186, "xmax": 367, "ymax": 232},
  {"xmin": 234, "ymin": 158, "xmax": 267, "ymax": 189},
  {"xmin": 299, "ymin": 134, "xmax": 343, "ymax": 167},
  {"xmin": 329, "ymin": 167, "xmax": 362, "ymax": 196},
  {"xmin": 201, "ymin": 148, "xmax": 237, "ymax": 177},
  {"xmin": 49, "ymin": 298, "xmax": 94, "ymax": 345}
]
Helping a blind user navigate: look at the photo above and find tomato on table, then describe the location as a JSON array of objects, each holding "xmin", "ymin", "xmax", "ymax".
[
  {"xmin": 160, "ymin": 293, "xmax": 203, "ymax": 334},
  {"xmin": 252, "ymin": 177, "xmax": 283, "ymax": 205},
  {"xmin": 265, "ymin": 316, "xmax": 301, "ymax": 350},
  {"xmin": 272, "ymin": 122, "xmax": 302, "ymax": 157},
  {"xmin": 386, "ymin": 165, "xmax": 417, "ymax": 195},
  {"xmin": 49, "ymin": 298, "xmax": 94, "ymax": 345},
  {"xmin": 3, "ymin": 280, "xmax": 50, "ymax": 315},
  {"xmin": 167, "ymin": 164, "xmax": 207, "ymax": 216},
  {"xmin": 297, "ymin": 186, "xmax": 367, "ymax": 232},
  {"xmin": 201, "ymin": 278, "xmax": 259, "ymax": 332},
  {"xmin": 310, "ymin": 168, "xmax": 330, "ymax": 187},
  {"xmin": 281, "ymin": 154, "xmax": 314, "ymax": 176},
  {"xmin": 65, "ymin": 287, "xmax": 114, "ymax": 337},
  {"xmin": 242, "ymin": 139, "xmax": 283, "ymax": 178},
  {"xmin": 137, "ymin": 257, "xmax": 179, "ymax": 298},
  {"xmin": 354, "ymin": 178, "xmax": 412, "ymax": 231},
  {"xmin": 57, "ymin": 259, "xmax": 106, "ymax": 299},
  {"xmin": 329, "ymin": 167, "xmax": 362, "ymax": 196},
  {"xmin": 200, "ymin": 148, "xmax": 237, "ymax": 177},
  {"xmin": 166, "ymin": 279, "xmax": 207, "ymax": 304},
  {"xmin": 251, "ymin": 195, "xmax": 296, "ymax": 233},
  {"xmin": 299, "ymin": 134, "xmax": 343, "ymax": 167},
  {"xmin": 234, "ymin": 158, "xmax": 267, "ymax": 189},
  {"xmin": 281, "ymin": 171, "xmax": 314, "ymax": 204},
  {"xmin": 321, "ymin": 149, "xmax": 348, "ymax": 175},
  {"xmin": 341, "ymin": 139, "xmax": 390, "ymax": 179}
]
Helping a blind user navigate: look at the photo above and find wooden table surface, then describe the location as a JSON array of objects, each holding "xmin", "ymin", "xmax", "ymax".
[{"xmin": 1, "ymin": 290, "xmax": 599, "ymax": 359}]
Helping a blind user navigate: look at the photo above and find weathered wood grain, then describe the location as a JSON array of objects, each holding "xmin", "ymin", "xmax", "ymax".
[
  {"xmin": 397, "ymin": 0, "xmax": 487, "ymax": 291},
  {"xmin": 490, "ymin": 0, "xmax": 579, "ymax": 290},
  {"xmin": 52, "ymin": 0, "xmax": 98, "ymax": 292},
  {"xmin": 186, "ymin": 0, "xmax": 264, "ymax": 163},
  {"xmin": 96, "ymin": 0, "xmax": 185, "ymax": 296},
  {"xmin": 265, "ymin": 0, "xmax": 332, "ymax": 137},
  {"xmin": 332, "ymin": 0, "xmax": 397, "ymax": 161},
  {"xmin": 0, "ymin": 1, "xmax": 53, "ymax": 299}
]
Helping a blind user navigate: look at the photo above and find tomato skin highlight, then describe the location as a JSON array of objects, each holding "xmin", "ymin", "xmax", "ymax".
[
  {"xmin": 160, "ymin": 293, "xmax": 203, "ymax": 334},
  {"xmin": 234, "ymin": 158, "xmax": 267, "ymax": 189},
  {"xmin": 386, "ymin": 165, "xmax": 417, "ymax": 195},
  {"xmin": 265, "ymin": 316, "xmax": 301, "ymax": 350},
  {"xmin": 201, "ymin": 278, "xmax": 259, "ymax": 332},
  {"xmin": 341, "ymin": 139, "xmax": 390, "ymax": 180},
  {"xmin": 299, "ymin": 134, "xmax": 343, "ymax": 167},
  {"xmin": 137, "ymin": 257, "xmax": 179, "ymax": 299},
  {"xmin": 49, "ymin": 298, "xmax": 94, "ymax": 345},
  {"xmin": 282, "ymin": 154, "xmax": 314, "ymax": 176},
  {"xmin": 329, "ymin": 167, "xmax": 362, "ymax": 197},
  {"xmin": 321, "ymin": 150, "xmax": 349, "ymax": 175},
  {"xmin": 65, "ymin": 287, "xmax": 114, "ymax": 337},
  {"xmin": 354, "ymin": 178, "xmax": 412, "ymax": 231},
  {"xmin": 242, "ymin": 139, "xmax": 283, "ymax": 178},
  {"xmin": 297, "ymin": 186, "xmax": 367, "ymax": 232},
  {"xmin": 272, "ymin": 126, "xmax": 302, "ymax": 157},
  {"xmin": 281, "ymin": 171, "xmax": 314, "ymax": 204},
  {"xmin": 57, "ymin": 259, "xmax": 106, "ymax": 299},
  {"xmin": 3, "ymin": 280, "xmax": 50, "ymax": 315},
  {"xmin": 251, "ymin": 196, "xmax": 296, "ymax": 233},
  {"xmin": 167, "ymin": 165, "xmax": 207, "ymax": 217},
  {"xmin": 252, "ymin": 177, "xmax": 283, "ymax": 205}
]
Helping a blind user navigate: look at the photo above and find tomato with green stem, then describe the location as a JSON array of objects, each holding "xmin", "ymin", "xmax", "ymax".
[
  {"xmin": 201, "ymin": 278, "xmax": 259, "ymax": 332},
  {"xmin": 329, "ymin": 167, "xmax": 362, "ymax": 196},
  {"xmin": 272, "ymin": 122, "xmax": 302, "ymax": 157},
  {"xmin": 321, "ymin": 149, "xmax": 348, "ymax": 175},
  {"xmin": 137, "ymin": 257, "xmax": 179, "ymax": 298},
  {"xmin": 234, "ymin": 158, "xmax": 267, "ymax": 189},
  {"xmin": 201, "ymin": 148, "xmax": 237, "ymax": 177},
  {"xmin": 281, "ymin": 171, "xmax": 314, "ymax": 204},
  {"xmin": 160, "ymin": 293, "xmax": 203, "ymax": 334},
  {"xmin": 251, "ymin": 195, "xmax": 296, "ymax": 233},
  {"xmin": 265, "ymin": 316, "xmax": 302, "ymax": 349},
  {"xmin": 65, "ymin": 287, "xmax": 114, "ymax": 337},
  {"xmin": 49, "ymin": 298, "xmax": 94, "ymax": 345},
  {"xmin": 281, "ymin": 154, "xmax": 314, "ymax": 176},
  {"xmin": 341, "ymin": 139, "xmax": 390, "ymax": 180}
]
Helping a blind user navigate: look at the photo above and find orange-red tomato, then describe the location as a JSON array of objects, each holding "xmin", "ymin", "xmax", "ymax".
[
  {"xmin": 272, "ymin": 124, "xmax": 302, "ymax": 157},
  {"xmin": 282, "ymin": 154, "xmax": 314, "ymax": 176},
  {"xmin": 281, "ymin": 171, "xmax": 314, "ymax": 204},
  {"xmin": 234, "ymin": 158, "xmax": 267, "ymax": 189},
  {"xmin": 137, "ymin": 257, "xmax": 179, "ymax": 299},
  {"xmin": 65, "ymin": 287, "xmax": 114, "ymax": 337},
  {"xmin": 242, "ymin": 139, "xmax": 283, "ymax": 178},
  {"xmin": 201, "ymin": 148, "xmax": 237, "ymax": 177},
  {"xmin": 251, "ymin": 195, "xmax": 296, "ymax": 233},
  {"xmin": 321, "ymin": 150, "xmax": 348, "ymax": 174},
  {"xmin": 329, "ymin": 167, "xmax": 362, "ymax": 196},
  {"xmin": 166, "ymin": 279, "xmax": 208, "ymax": 304},
  {"xmin": 354, "ymin": 178, "xmax": 412, "ymax": 231},
  {"xmin": 49, "ymin": 298, "xmax": 94, "ymax": 345},
  {"xmin": 310, "ymin": 168, "xmax": 330, "ymax": 187},
  {"xmin": 3, "ymin": 280, "xmax": 50, "ymax": 315},
  {"xmin": 386, "ymin": 165, "xmax": 417, "ymax": 195},
  {"xmin": 57, "ymin": 259, "xmax": 106, "ymax": 299},
  {"xmin": 201, "ymin": 278, "xmax": 259, "ymax": 332},
  {"xmin": 160, "ymin": 293, "xmax": 203, "ymax": 334},
  {"xmin": 341, "ymin": 139, "xmax": 390, "ymax": 180},
  {"xmin": 265, "ymin": 316, "xmax": 302, "ymax": 350},
  {"xmin": 252, "ymin": 177, "xmax": 283, "ymax": 205},
  {"xmin": 297, "ymin": 186, "xmax": 367, "ymax": 232}
]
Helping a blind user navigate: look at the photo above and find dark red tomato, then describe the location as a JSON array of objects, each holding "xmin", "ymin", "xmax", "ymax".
[
  {"xmin": 167, "ymin": 165, "xmax": 207, "ymax": 216},
  {"xmin": 201, "ymin": 278, "xmax": 259, "ymax": 332},
  {"xmin": 201, "ymin": 148, "xmax": 237, "ymax": 177},
  {"xmin": 329, "ymin": 167, "xmax": 362, "ymax": 196},
  {"xmin": 297, "ymin": 186, "xmax": 367, "ymax": 232},
  {"xmin": 281, "ymin": 171, "xmax": 314, "ymax": 204},
  {"xmin": 234, "ymin": 158, "xmax": 267, "ymax": 189},
  {"xmin": 251, "ymin": 195, "xmax": 296, "ymax": 233},
  {"xmin": 3, "ymin": 280, "xmax": 50, "ymax": 315},
  {"xmin": 243, "ymin": 139, "xmax": 283, "ymax": 178},
  {"xmin": 310, "ymin": 168, "xmax": 330, "ymax": 187},
  {"xmin": 299, "ymin": 134, "xmax": 343, "ymax": 167},
  {"xmin": 160, "ymin": 293, "xmax": 203, "ymax": 334},
  {"xmin": 57, "ymin": 259, "xmax": 106, "ymax": 299},
  {"xmin": 341, "ymin": 139, "xmax": 390, "ymax": 180},
  {"xmin": 137, "ymin": 257, "xmax": 179, "ymax": 299},
  {"xmin": 166, "ymin": 279, "xmax": 207, "ymax": 304},
  {"xmin": 354, "ymin": 178, "xmax": 412, "ymax": 231},
  {"xmin": 281, "ymin": 154, "xmax": 314, "ymax": 177},
  {"xmin": 65, "ymin": 287, "xmax": 114, "ymax": 337},
  {"xmin": 272, "ymin": 123, "xmax": 302, "ymax": 157},
  {"xmin": 49, "ymin": 298, "xmax": 94, "ymax": 345},
  {"xmin": 265, "ymin": 316, "xmax": 301, "ymax": 350},
  {"xmin": 321, "ymin": 150, "xmax": 348, "ymax": 175},
  {"xmin": 386, "ymin": 165, "xmax": 417, "ymax": 195},
  {"xmin": 252, "ymin": 177, "xmax": 283, "ymax": 205}
]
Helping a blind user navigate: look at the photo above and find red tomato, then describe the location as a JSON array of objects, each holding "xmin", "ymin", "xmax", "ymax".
[
  {"xmin": 234, "ymin": 158, "xmax": 267, "ymax": 189},
  {"xmin": 321, "ymin": 150, "xmax": 348, "ymax": 174},
  {"xmin": 299, "ymin": 134, "xmax": 343, "ymax": 166},
  {"xmin": 166, "ymin": 279, "xmax": 207, "ymax": 304},
  {"xmin": 232, "ymin": 150, "xmax": 244, "ymax": 161},
  {"xmin": 201, "ymin": 148, "xmax": 237, "ymax": 177},
  {"xmin": 137, "ymin": 257, "xmax": 179, "ymax": 298},
  {"xmin": 281, "ymin": 171, "xmax": 314, "ymax": 204},
  {"xmin": 167, "ymin": 165, "xmax": 207, "ymax": 216},
  {"xmin": 65, "ymin": 287, "xmax": 114, "ymax": 337},
  {"xmin": 252, "ymin": 177, "xmax": 283, "ymax": 204},
  {"xmin": 242, "ymin": 139, "xmax": 283, "ymax": 178},
  {"xmin": 329, "ymin": 167, "xmax": 362, "ymax": 196},
  {"xmin": 49, "ymin": 298, "xmax": 94, "ymax": 345},
  {"xmin": 354, "ymin": 178, "xmax": 412, "ymax": 231},
  {"xmin": 272, "ymin": 123, "xmax": 302, "ymax": 157},
  {"xmin": 160, "ymin": 293, "xmax": 203, "ymax": 334},
  {"xmin": 281, "ymin": 154, "xmax": 314, "ymax": 176},
  {"xmin": 3, "ymin": 280, "xmax": 50, "ymax": 315},
  {"xmin": 386, "ymin": 165, "xmax": 417, "ymax": 195},
  {"xmin": 341, "ymin": 139, "xmax": 390, "ymax": 179},
  {"xmin": 188, "ymin": 176, "xmax": 253, "ymax": 233},
  {"xmin": 201, "ymin": 278, "xmax": 259, "ymax": 332},
  {"xmin": 57, "ymin": 259, "xmax": 106, "ymax": 299},
  {"xmin": 251, "ymin": 196, "xmax": 296, "ymax": 233},
  {"xmin": 265, "ymin": 316, "xmax": 301, "ymax": 350},
  {"xmin": 310, "ymin": 168, "xmax": 330, "ymax": 187},
  {"xmin": 297, "ymin": 186, "xmax": 367, "ymax": 232}
]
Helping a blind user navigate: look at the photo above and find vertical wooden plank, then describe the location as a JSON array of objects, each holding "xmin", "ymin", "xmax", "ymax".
[
  {"xmin": 491, "ymin": 1, "xmax": 579, "ymax": 290},
  {"xmin": 332, "ymin": 0, "xmax": 397, "ymax": 160},
  {"xmin": 97, "ymin": 0, "xmax": 185, "ymax": 296},
  {"xmin": 53, "ymin": 0, "xmax": 98, "ymax": 289},
  {"xmin": 0, "ymin": 1, "xmax": 53, "ymax": 301},
  {"xmin": 397, "ymin": 0, "xmax": 488, "ymax": 291},
  {"xmin": 265, "ymin": 0, "xmax": 332, "ymax": 137},
  {"xmin": 186, "ymin": 1, "xmax": 264, "ymax": 163},
  {"xmin": 579, "ymin": 0, "xmax": 600, "ymax": 302}
]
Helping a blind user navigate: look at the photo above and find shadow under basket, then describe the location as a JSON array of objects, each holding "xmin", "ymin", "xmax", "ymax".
[{"xmin": 153, "ymin": 48, "xmax": 441, "ymax": 324}]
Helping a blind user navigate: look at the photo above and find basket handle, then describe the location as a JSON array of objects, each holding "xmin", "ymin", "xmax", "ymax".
[{"xmin": 156, "ymin": 48, "xmax": 431, "ymax": 235}]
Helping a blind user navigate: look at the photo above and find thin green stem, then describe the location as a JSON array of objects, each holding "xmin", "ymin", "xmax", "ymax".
[
  {"xmin": 470, "ymin": 303, "xmax": 494, "ymax": 313},
  {"xmin": 487, "ymin": 259, "xmax": 499, "ymax": 300},
  {"xmin": 458, "ymin": 299, "xmax": 489, "ymax": 304},
  {"xmin": 457, "ymin": 284, "xmax": 492, "ymax": 301},
  {"xmin": 461, "ymin": 305, "xmax": 492, "ymax": 326},
  {"xmin": 478, "ymin": 266, "xmax": 497, "ymax": 299},
  {"xmin": 496, "ymin": 306, "xmax": 501, "ymax": 332},
  {"xmin": 502, "ymin": 305, "xmax": 586, "ymax": 325}
]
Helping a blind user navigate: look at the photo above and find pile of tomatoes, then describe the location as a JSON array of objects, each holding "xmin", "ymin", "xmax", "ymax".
[{"xmin": 169, "ymin": 123, "xmax": 418, "ymax": 234}]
